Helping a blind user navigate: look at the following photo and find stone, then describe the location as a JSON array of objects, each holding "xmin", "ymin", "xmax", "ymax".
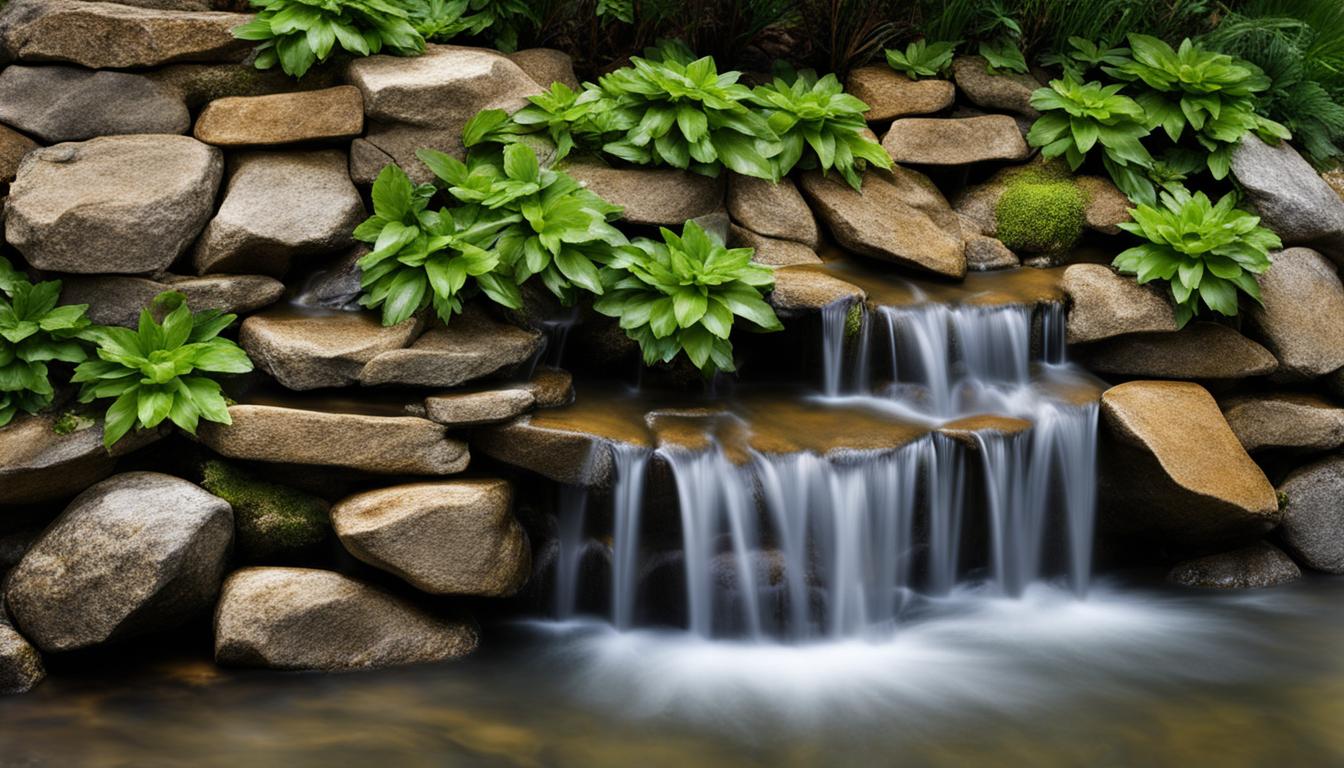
[
  {"xmin": 1232, "ymin": 135, "xmax": 1344, "ymax": 262},
  {"xmin": 5, "ymin": 135, "xmax": 221, "ymax": 274},
  {"xmin": 798, "ymin": 168, "xmax": 965, "ymax": 278},
  {"xmin": 475, "ymin": 419, "xmax": 612, "ymax": 486},
  {"xmin": 193, "ymin": 86, "xmax": 364, "ymax": 147},
  {"xmin": 4, "ymin": 472, "xmax": 232, "ymax": 653},
  {"xmin": 881, "ymin": 115, "xmax": 1029, "ymax": 165},
  {"xmin": 507, "ymin": 48, "xmax": 579, "ymax": 90},
  {"xmin": 61, "ymin": 273, "xmax": 284, "ymax": 328},
  {"xmin": 423, "ymin": 389, "xmax": 536, "ymax": 427},
  {"xmin": 0, "ymin": 622, "xmax": 43, "ymax": 693},
  {"xmin": 214, "ymin": 567, "xmax": 478, "ymax": 670},
  {"xmin": 952, "ymin": 161, "xmax": 1120, "ymax": 239},
  {"xmin": 331, "ymin": 480, "xmax": 529, "ymax": 596},
  {"xmin": 0, "ymin": 123, "xmax": 37, "ymax": 186},
  {"xmin": 1221, "ymin": 393, "xmax": 1344, "ymax": 453},
  {"xmin": 727, "ymin": 174, "xmax": 819, "ymax": 248},
  {"xmin": 0, "ymin": 412, "xmax": 163, "ymax": 507},
  {"xmin": 560, "ymin": 156, "xmax": 723, "ymax": 226},
  {"xmin": 769, "ymin": 267, "xmax": 864, "ymax": 313},
  {"xmin": 522, "ymin": 367, "xmax": 573, "ymax": 408},
  {"xmin": 357, "ymin": 309, "xmax": 542, "ymax": 388},
  {"xmin": 199, "ymin": 459, "xmax": 329, "ymax": 563},
  {"xmin": 240, "ymin": 309, "xmax": 423, "ymax": 390},
  {"xmin": 964, "ymin": 234, "xmax": 1019, "ymax": 271},
  {"xmin": 152, "ymin": 62, "xmax": 342, "ymax": 110},
  {"xmin": 1099, "ymin": 381, "xmax": 1280, "ymax": 547},
  {"xmin": 0, "ymin": 0, "xmax": 251, "ymax": 68},
  {"xmin": 1276, "ymin": 455, "xmax": 1344, "ymax": 573},
  {"xmin": 344, "ymin": 45, "xmax": 542, "ymax": 183},
  {"xmin": 199, "ymin": 405, "xmax": 469, "ymax": 476},
  {"xmin": 193, "ymin": 150, "xmax": 364, "ymax": 277},
  {"xmin": 1076, "ymin": 175, "xmax": 1131, "ymax": 234},
  {"xmin": 951, "ymin": 55, "xmax": 1042, "ymax": 117},
  {"xmin": 729, "ymin": 225, "xmax": 822, "ymax": 267},
  {"xmin": 1245, "ymin": 248, "xmax": 1344, "ymax": 378},
  {"xmin": 1063, "ymin": 264, "xmax": 1179, "ymax": 344},
  {"xmin": 845, "ymin": 67, "xmax": 955, "ymax": 121},
  {"xmin": 83, "ymin": 0, "xmax": 213, "ymax": 10},
  {"xmin": 0, "ymin": 65, "xmax": 189, "ymax": 143},
  {"xmin": 349, "ymin": 138, "xmax": 397, "ymax": 185},
  {"xmin": 1078, "ymin": 322, "xmax": 1278, "ymax": 379},
  {"xmin": 1168, "ymin": 542, "xmax": 1302, "ymax": 589}
]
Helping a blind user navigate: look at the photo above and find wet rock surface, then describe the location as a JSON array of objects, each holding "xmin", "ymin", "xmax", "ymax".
[
  {"xmin": 1168, "ymin": 542, "xmax": 1302, "ymax": 589},
  {"xmin": 1276, "ymin": 455, "xmax": 1344, "ymax": 573}
]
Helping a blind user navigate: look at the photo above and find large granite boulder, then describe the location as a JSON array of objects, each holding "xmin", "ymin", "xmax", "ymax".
[
  {"xmin": 1077, "ymin": 322, "xmax": 1278, "ymax": 379},
  {"xmin": 1231, "ymin": 135, "xmax": 1344, "ymax": 263},
  {"xmin": 881, "ymin": 115, "xmax": 1029, "ymax": 165},
  {"xmin": 845, "ymin": 67, "xmax": 955, "ymax": 122},
  {"xmin": 1245, "ymin": 248, "xmax": 1344, "ymax": 378},
  {"xmin": 0, "ymin": 621, "xmax": 43, "ymax": 694},
  {"xmin": 951, "ymin": 55, "xmax": 1041, "ymax": 117},
  {"xmin": 507, "ymin": 47, "xmax": 579, "ymax": 90},
  {"xmin": 240, "ymin": 309, "xmax": 424, "ymax": 391},
  {"xmin": 1168, "ymin": 542, "xmax": 1302, "ymax": 589},
  {"xmin": 0, "ymin": 0, "xmax": 251, "ymax": 68},
  {"xmin": 4, "ymin": 472, "xmax": 233, "ymax": 653},
  {"xmin": 5, "ymin": 135, "xmax": 222, "ymax": 274},
  {"xmin": 344, "ymin": 45, "xmax": 542, "ymax": 183},
  {"xmin": 357, "ymin": 310, "xmax": 542, "ymax": 387},
  {"xmin": 560, "ymin": 156, "xmax": 723, "ymax": 226},
  {"xmin": 1063, "ymin": 264, "xmax": 1179, "ymax": 344},
  {"xmin": 798, "ymin": 168, "xmax": 965, "ymax": 278},
  {"xmin": 198, "ymin": 404, "xmax": 470, "ymax": 475},
  {"xmin": 1221, "ymin": 393, "xmax": 1344, "ymax": 453},
  {"xmin": 193, "ymin": 150, "xmax": 364, "ymax": 276},
  {"xmin": 0, "ymin": 413, "xmax": 164, "ymax": 507},
  {"xmin": 61, "ymin": 272, "xmax": 284, "ymax": 328},
  {"xmin": 1276, "ymin": 455, "xmax": 1344, "ymax": 573},
  {"xmin": 727, "ymin": 174, "xmax": 819, "ymax": 248},
  {"xmin": 1099, "ymin": 381, "xmax": 1280, "ymax": 549},
  {"xmin": 193, "ymin": 86, "xmax": 364, "ymax": 147},
  {"xmin": 0, "ymin": 65, "xmax": 189, "ymax": 142},
  {"xmin": 214, "ymin": 567, "xmax": 478, "ymax": 670},
  {"xmin": 331, "ymin": 480, "xmax": 530, "ymax": 596}
]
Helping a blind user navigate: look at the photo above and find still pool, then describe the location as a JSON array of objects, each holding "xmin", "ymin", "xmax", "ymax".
[{"xmin": 2, "ymin": 577, "xmax": 1342, "ymax": 768}]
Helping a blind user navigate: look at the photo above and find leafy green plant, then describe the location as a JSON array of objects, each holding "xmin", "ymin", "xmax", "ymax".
[
  {"xmin": 884, "ymin": 40, "xmax": 956, "ymax": 79},
  {"xmin": 979, "ymin": 37, "xmax": 1029, "ymax": 74},
  {"xmin": 593, "ymin": 220, "xmax": 782, "ymax": 374},
  {"xmin": 1114, "ymin": 188, "xmax": 1280, "ymax": 327},
  {"xmin": 749, "ymin": 68, "xmax": 892, "ymax": 189},
  {"xmin": 0, "ymin": 260, "xmax": 90, "ymax": 428},
  {"xmin": 1027, "ymin": 74, "xmax": 1153, "ymax": 181},
  {"xmin": 408, "ymin": 0, "xmax": 539, "ymax": 51},
  {"xmin": 73, "ymin": 293, "xmax": 252, "ymax": 448},
  {"xmin": 233, "ymin": 0, "xmax": 425, "ymax": 78},
  {"xmin": 1039, "ymin": 36, "xmax": 1130, "ymax": 76},
  {"xmin": 463, "ymin": 85, "xmax": 613, "ymax": 162}
]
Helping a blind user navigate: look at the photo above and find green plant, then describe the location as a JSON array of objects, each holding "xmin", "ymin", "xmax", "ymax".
[
  {"xmin": 1114, "ymin": 188, "xmax": 1280, "ymax": 327},
  {"xmin": 464, "ymin": 85, "xmax": 613, "ymax": 162},
  {"xmin": 73, "ymin": 293, "xmax": 252, "ymax": 448},
  {"xmin": 749, "ymin": 68, "xmax": 892, "ymax": 189},
  {"xmin": 884, "ymin": 39, "xmax": 956, "ymax": 79},
  {"xmin": 994, "ymin": 166, "xmax": 1086, "ymax": 253},
  {"xmin": 979, "ymin": 38, "xmax": 1029, "ymax": 74},
  {"xmin": 797, "ymin": 0, "xmax": 905, "ymax": 76},
  {"xmin": 233, "ymin": 0, "xmax": 425, "ymax": 78},
  {"xmin": 0, "ymin": 260, "xmax": 90, "ymax": 428},
  {"xmin": 1027, "ymin": 74, "xmax": 1153, "ymax": 181},
  {"xmin": 1039, "ymin": 36, "xmax": 1131, "ymax": 76},
  {"xmin": 593, "ymin": 220, "xmax": 782, "ymax": 374},
  {"xmin": 408, "ymin": 0, "xmax": 539, "ymax": 51}
]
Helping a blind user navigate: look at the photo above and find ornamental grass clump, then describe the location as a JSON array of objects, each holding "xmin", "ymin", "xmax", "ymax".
[
  {"xmin": 1114, "ymin": 189, "xmax": 1281, "ymax": 327},
  {"xmin": 593, "ymin": 220, "xmax": 782, "ymax": 375},
  {"xmin": 233, "ymin": 0, "xmax": 426, "ymax": 78},
  {"xmin": 0, "ymin": 259, "xmax": 90, "ymax": 427},
  {"xmin": 73, "ymin": 292, "xmax": 253, "ymax": 448}
]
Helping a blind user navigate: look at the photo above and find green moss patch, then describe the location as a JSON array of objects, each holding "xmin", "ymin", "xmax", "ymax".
[
  {"xmin": 201, "ymin": 459, "xmax": 330, "ymax": 563},
  {"xmin": 994, "ymin": 165, "xmax": 1086, "ymax": 255}
]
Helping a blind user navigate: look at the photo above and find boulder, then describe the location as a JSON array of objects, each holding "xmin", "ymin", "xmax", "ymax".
[
  {"xmin": 769, "ymin": 267, "xmax": 864, "ymax": 313},
  {"xmin": 240, "ymin": 308, "xmax": 424, "ymax": 390},
  {"xmin": 1077, "ymin": 322, "xmax": 1278, "ymax": 379},
  {"xmin": 344, "ymin": 45, "xmax": 542, "ymax": 183},
  {"xmin": 506, "ymin": 47, "xmax": 579, "ymax": 90},
  {"xmin": 729, "ymin": 225, "xmax": 823, "ymax": 267},
  {"xmin": 331, "ymin": 480, "xmax": 529, "ymax": 596},
  {"xmin": 4, "ymin": 472, "xmax": 232, "ymax": 653},
  {"xmin": 1099, "ymin": 381, "xmax": 1280, "ymax": 548},
  {"xmin": 0, "ymin": 65, "xmax": 189, "ymax": 143},
  {"xmin": 1245, "ymin": 248, "xmax": 1344, "ymax": 378},
  {"xmin": 560, "ymin": 156, "xmax": 723, "ymax": 226},
  {"xmin": 522, "ymin": 366, "xmax": 573, "ymax": 408},
  {"xmin": 193, "ymin": 150, "xmax": 364, "ymax": 276},
  {"xmin": 0, "ymin": 622, "xmax": 43, "ymax": 693},
  {"xmin": 476, "ymin": 418, "xmax": 614, "ymax": 487},
  {"xmin": 798, "ymin": 168, "xmax": 965, "ymax": 278},
  {"xmin": 193, "ymin": 86, "xmax": 364, "ymax": 147},
  {"xmin": 61, "ymin": 273, "xmax": 284, "ymax": 328},
  {"xmin": 881, "ymin": 115, "xmax": 1029, "ymax": 165},
  {"xmin": 1063, "ymin": 264, "xmax": 1179, "ymax": 344},
  {"xmin": 952, "ymin": 162, "xmax": 1123, "ymax": 237},
  {"xmin": 0, "ymin": 0, "xmax": 251, "ymax": 68},
  {"xmin": 726, "ymin": 174, "xmax": 819, "ymax": 248},
  {"xmin": 1076, "ymin": 175, "xmax": 1131, "ymax": 234},
  {"xmin": 1168, "ymin": 542, "xmax": 1302, "ymax": 589},
  {"xmin": 199, "ymin": 459, "xmax": 330, "ymax": 563},
  {"xmin": 152, "ymin": 62, "xmax": 342, "ymax": 110},
  {"xmin": 5, "ymin": 135, "xmax": 222, "ymax": 274},
  {"xmin": 951, "ymin": 55, "xmax": 1041, "ymax": 117},
  {"xmin": 0, "ymin": 123, "xmax": 37, "ymax": 186},
  {"xmin": 1231, "ymin": 134, "xmax": 1344, "ymax": 263},
  {"xmin": 357, "ymin": 309, "xmax": 542, "ymax": 388},
  {"xmin": 423, "ymin": 388, "xmax": 536, "ymax": 426},
  {"xmin": 198, "ymin": 404, "xmax": 469, "ymax": 475},
  {"xmin": 963, "ymin": 234, "xmax": 1019, "ymax": 270},
  {"xmin": 214, "ymin": 567, "xmax": 478, "ymax": 670},
  {"xmin": 348, "ymin": 137, "xmax": 397, "ymax": 185},
  {"xmin": 1221, "ymin": 393, "xmax": 1344, "ymax": 453},
  {"xmin": 1276, "ymin": 455, "xmax": 1344, "ymax": 573},
  {"xmin": 0, "ymin": 412, "xmax": 164, "ymax": 507},
  {"xmin": 845, "ymin": 67, "xmax": 955, "ymax": 121}
]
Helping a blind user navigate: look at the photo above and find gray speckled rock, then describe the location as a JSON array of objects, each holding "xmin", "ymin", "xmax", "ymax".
[
  {"xmin": 1221, "ymin": 393, "xmax": 1344, "ymax": 453},
  {"xmin": 560, "ymin": 156, "xmax": 723, "ymax": 226},
  {"xmin": 357, "ymin": 308, "xmax": 542, "ymax": 388},
  {"xmin": 0, "ymin": 413, "xmax": 165, "ymax": 507},
  {"xmin": 1168, "ymin": 542, "xmax": 1302, "ymax": 589},
  {"xmin": 1245, "ymin": 248, "xmax": 1344, "ymax": 378},
  {"xmin": 214, "ymin": 567, "xmax": 478, "ymax": 670},
  {"xmin": 1232, "ymin": 135, "xmax": 1344, "ymax": 263},
  {"xmin": 729, "ymin": 225, "xmax": 822, "ymax": 267},
  {"xmin": 240, "ymin": 308, "xmax": 423, "ymax": 391},
  {"xmin": 1277, "ymin": 455, "xmax": 1344, "ymax": 573},
  {"xmin": 61, "ymin": 273, "xmax": 284, "ymax": 328},
  {"xmin": 881, "ymin": 115, "xmax": 1029, "ymax": 165},
  {"xmin": 193, "ymin": 86, "xmax": 364, "ymax": 147},
  {"xmin": 1078, "ymin": 322, "xmax": 1278, "ymax": 379},
  {"xmin": 951, "ymin": 56, "xmax": 1041, "ymax": 118},
  {"xmin": 846, "ymin": 66, "xmax": 954, "ymax": 121},
  {"xmin": 769, "ymin": 266, "xmax": 864, "ymax": 313},
  {"xmin": 727, "ymin": 174, "xmax": 820, "ymax": 248},
  {"xmin": 0, "ymin": 621, "xmax": 43, "ymax": 693},
  {"xmin": 4, "ymin": 472, "xmax": 233, "ymax": 653},
  {"xmin": 4, "ymin": 135, "xmax": 222, "ymax": 274},
  {"xmin": 423, "ymin": 388, "xmax": 535, "ymax": 426},
  {"xmin": 0, "ymin": 65, "xmax": 189, "ymax": 143}
]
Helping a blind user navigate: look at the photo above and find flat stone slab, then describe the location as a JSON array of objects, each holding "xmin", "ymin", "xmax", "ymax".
[
  {"xmin": 0, "ymin": 65, "xmax": 189, "ymax": 143},
  {"xmin": 194, "ymin": 86, "xmax": 365, "ymax": 147},
  {"xmin": 241, "ymin": 308, "xmax": 424, "ymax": 391},
  {"xmin": 561, "ymin": 156, "xmax": 724, "ymax": 227},
  {"xmin": 358, "ymin": 309, "xmax": 542, "ymax": 388},
  {"xmin": 846, "ymin": 66, "xmax": 955, "ymax": 122},
  {"xmin": 882, "ymin": 115, "xmax": 1029, "ymax": 165},
  {"xmin": 769, "ymin": 267, "xmax": 864, "ymax": 313},
  {"xmin": 423, "ymin": 388, "xmax": 536, "ymax": 427},
  {"xmin": 61, "ymin": 273, "xmax": 284, "ymax": 328},
  {"xmin": 1221, "ymin": 393, "xmax": 1344, "ymax": 453},
  {"xmin": 1078, "ymin": 322, "xmax": 1278, "ymax": 379}
]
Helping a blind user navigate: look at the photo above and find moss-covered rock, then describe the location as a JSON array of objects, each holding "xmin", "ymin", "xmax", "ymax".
[
  {"xmin": 200, "ymin": 460, "xmax": 330, "ymax": 563},
  {"xmin": 993, "ymin": 165, "xmax": 1086, "ymax": 254}
]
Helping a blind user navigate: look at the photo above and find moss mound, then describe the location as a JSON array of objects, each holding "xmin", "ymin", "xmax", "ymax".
[
  {"xmin": 201, "ymin": 459, "xmax": 330, "ymax": 563},
  {"xmin": 994, "ymin": 165, "xmax": 1086, "ymax": 254}
]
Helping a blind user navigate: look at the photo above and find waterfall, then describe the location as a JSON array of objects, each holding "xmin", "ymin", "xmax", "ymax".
[
  {"xmin": 610, "ymin": 444, "xmax": 650, "ymax": 630},
  {"xmin": 553, "ymin": 483, "xmax": 590, "ymax": 620}
]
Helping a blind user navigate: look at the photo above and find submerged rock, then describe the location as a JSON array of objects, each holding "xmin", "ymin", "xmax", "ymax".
[
  {"xmin": 560, "ymin": 156, "xmax": 723, "ymax": 226},
  {"xmin": 240, "ymin": 309, "xmax": 424, "ymax": 391},
  {"xmin": 1168, "ymin": 542, "xmax": 1302, "ymax": 589},
  {"xmin": 193, "ymin": 86, "xmax": 365, "ymax": 147},
  {"xmin": 1077, "ymin": 323, "xmax": 1278, "ymax": 379},
  {"xmin": 0, "ymin": 65, "xmax": 189, "ymax": 142},
  {"xmin": 1063, "ymin": 264, "xmax": 1179, "ymax": 344},
  {"xmin": 1245, "ymin": 248, "xmax": 1344, "ymax": 378},
  {"xmin": 61, "ymin": 273, "xmax": 284, "ymax": 328},
  {"xmin": 727, "ymin": 174, "xmax": 820, "ymax": 248},
  {"xmin": 199, "ymin": 460, "xmax": 329, "ymax": 563},
  {"xmin": 881, "ymin": 115, "xmax": 1029, "ymax": 165},
  {"xmin": 1232, "ymin": 135, "xmax": 1344, "ymax": 263},
  {"xmin": 332, "ymin": 480, "xmax": 530, "ymax": 597},
  {"xmin": 214, "ymin": 567, "xmax": 478, "ymax": 670},
  {"xmin": 1276, "ymin": 455, "xmax": 1344, "ymax": 573},
  {"xmin": 0, "ymin": 621, "xmax": 43, "ymax": 694},
  {"xmin": 1221, "ymin": 393, "xmax": 1344, "ymax": 453},
  {"xmin": 5, "ymin": 472, "xmax": 233, "ymax": 653},
  {"xmin": 845, "ymin": 67, "xmax": 955, "ymax": 121}
]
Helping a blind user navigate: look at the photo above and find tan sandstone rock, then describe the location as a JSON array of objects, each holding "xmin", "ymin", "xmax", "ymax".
[
  {"xmin": 881, "ymin": 115, "xmax": 1029, "ymax": 165},
  {"xmin": 1063, "ymin": 264, "xmax": 1179, "ymax": 344},
  {"xmin": 845, "ymin": 66, "xmax": 955, "ymax": 122},
  {"xmin": 1221, "ymin": 392, "xmax": 1344, "ymax": 453},
  {"xmin": 193, "ymin": 86, "xmax": 365, "ymax": 147}
]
